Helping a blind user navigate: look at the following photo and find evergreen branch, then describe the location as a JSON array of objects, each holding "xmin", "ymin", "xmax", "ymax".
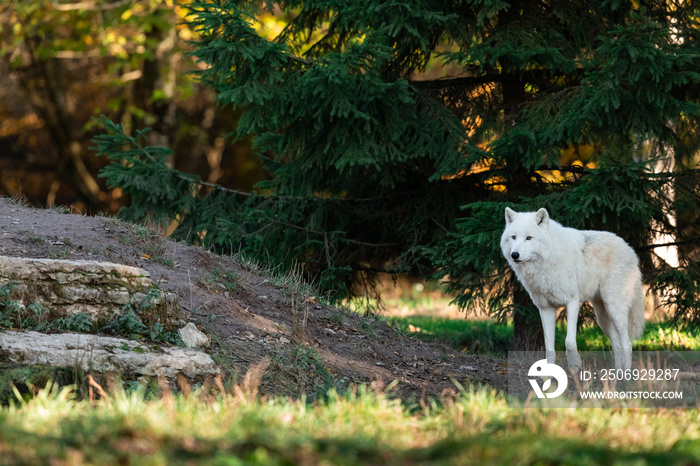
[
  {"xmin": 284, "ymin": 54, "xmax": 313, "ymax": 66},
  {"xmin": 185, "ymin": 176, "xmax": 252, "ymax": 198},
  {"xmin": 409, "ymin": 68, "xmax": 586, "ymax": 89},
  {"xmin": 354, "ymin": 265, "xmax": 399, "ymax": 275},
  {"xmin": 270, "ymin": 220, "xmax": 400, "ymax": 248},
  {"xmin": 148, "ymin": 150, "xmax": 454, "ymax": 205},
  {"xmin": 95, "ymin": 115, "xmax": 457, "ymax": 206}
]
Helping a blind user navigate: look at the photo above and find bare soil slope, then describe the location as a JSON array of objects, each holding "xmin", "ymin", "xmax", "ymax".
[{"xmin": 0, "ymin": 198, "xmax": 507, "ymax": 400}]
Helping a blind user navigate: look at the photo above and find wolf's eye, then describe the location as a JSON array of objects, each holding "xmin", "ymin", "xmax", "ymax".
[
  {"xmin": 526, "ymin": 236, "xmax": 532, "ymax": 240},
  {"xmin": 511, "ymin": 235, "xmax": 516, "ymax": 240}
]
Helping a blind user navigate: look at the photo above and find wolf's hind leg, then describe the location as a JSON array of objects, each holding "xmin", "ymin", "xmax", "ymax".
[
  {"xmin": 603, "ymin": 301, "xmax": 633, "ymax": 370},
  {"xmin": 591, "ymin": 297, "xmax": 613, "ymax": 342}
]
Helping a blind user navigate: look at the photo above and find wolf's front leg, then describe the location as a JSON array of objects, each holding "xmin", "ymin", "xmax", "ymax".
[
  {"xmin": 538, "ymin": 306, "xmax": 557, "ymax": 365},
  {"xmin": 565, "ymin": 300, "xmax": 582, "ymax": 372}
]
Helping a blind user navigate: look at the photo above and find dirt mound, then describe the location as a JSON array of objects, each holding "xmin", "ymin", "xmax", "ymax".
[{"xmin": 0, "ymin": 198, "xmax": 507, "ymax": 400}]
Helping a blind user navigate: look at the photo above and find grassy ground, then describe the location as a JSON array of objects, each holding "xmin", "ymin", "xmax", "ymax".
[
  {"xmin": 5, "ymin": 287, "xmax": 700, "ymax": 464},
  {"xmin": 2, "ymin": 380, "xmax": 700, "ymax": 465}
]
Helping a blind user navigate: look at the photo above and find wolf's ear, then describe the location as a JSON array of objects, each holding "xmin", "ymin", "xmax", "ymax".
[
  {"xmin": 535, "ymin": 208, "xmax": 549, "ymax": 226},
  {"xmin": 505, "ymin": 207, "xmax": 517, "ymax": 224}
]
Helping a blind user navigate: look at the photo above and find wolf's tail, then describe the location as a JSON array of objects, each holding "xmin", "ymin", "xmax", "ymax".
[{"xmin": 628, "ymin": 281, "xmax": 646, "ymax": 341}]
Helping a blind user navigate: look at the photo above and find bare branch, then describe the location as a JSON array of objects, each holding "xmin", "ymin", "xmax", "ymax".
[
  {"xmin": 637, "ymin": 238, "xmax": 700, "ymax": 252},
  {"xmin": 52, "ymin": 0, "xmax": 130, "ymax": 12}
]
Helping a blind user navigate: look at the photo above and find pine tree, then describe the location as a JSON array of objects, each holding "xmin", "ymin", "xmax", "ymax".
[{"xmin": 95, "ymin": 0, "xmax": 700, "ymax": 346}]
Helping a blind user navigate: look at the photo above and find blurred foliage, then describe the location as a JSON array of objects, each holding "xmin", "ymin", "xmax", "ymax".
[{"xmin": 0, "ymin": 0, "xmax": 265, "ymax": 212}]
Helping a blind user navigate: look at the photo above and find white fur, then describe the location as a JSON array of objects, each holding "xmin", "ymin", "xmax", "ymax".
[{"xmin": 501, "ymin": 207, "xmax": 645, "ymax": 370}]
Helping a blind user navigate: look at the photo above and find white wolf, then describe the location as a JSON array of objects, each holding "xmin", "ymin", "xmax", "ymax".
[{"xmin": 500, "ymin": 207, "xmax": 645, "ymax": 370}]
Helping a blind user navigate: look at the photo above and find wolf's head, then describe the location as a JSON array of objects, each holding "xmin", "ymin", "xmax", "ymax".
[{"xmin": 500, "ymin": 207, "xmax": 552, "ymax": 266}]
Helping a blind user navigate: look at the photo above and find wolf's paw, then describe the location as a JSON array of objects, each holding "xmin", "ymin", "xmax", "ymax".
[{"xmin": 566, "ymin": 351, "xmax": 582, "ymax": 372}]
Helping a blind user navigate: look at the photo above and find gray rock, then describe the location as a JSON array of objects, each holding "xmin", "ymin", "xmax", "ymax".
[
  {"xmin": 178, "ymin": 322, "xmax": 210, "ymax": 348},
  {"xmin": 0, "ymin": 330, "xmax": 220, "ymax": 382}
]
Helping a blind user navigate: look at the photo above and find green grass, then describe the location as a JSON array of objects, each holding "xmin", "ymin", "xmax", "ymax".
[
  {"xmin": 265, "ymin": 343, "xmax": 345, "ymax": 400},
  {"xmin": 105, "ymin": 217, "xmax": 174, "ymax": 266},
  {"xmin": 48, "ymin": 247, "xmax": 71, "ymax": 259},
  {"xmin": 199, "ymin": 264, "xmax": 238, "ymax": 294},
  {"xmin": 579, "ymin": 322, "xmax": 700, "ymax": 351},
  {"xmin": 387, "ymin": 316, "xmax": 700, "ymax": 355},
  {"xmin": 51, "ymin": 204, "xmax": 71, "ymax": 214},
  {"xmin": 1, "ymin": 382, "xmax": 700, "ymax": 464}
]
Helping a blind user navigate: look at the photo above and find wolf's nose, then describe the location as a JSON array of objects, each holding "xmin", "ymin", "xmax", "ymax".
[{"xmin": 511, "ymin": 252, "xmax": 520, "ymax": 260}]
